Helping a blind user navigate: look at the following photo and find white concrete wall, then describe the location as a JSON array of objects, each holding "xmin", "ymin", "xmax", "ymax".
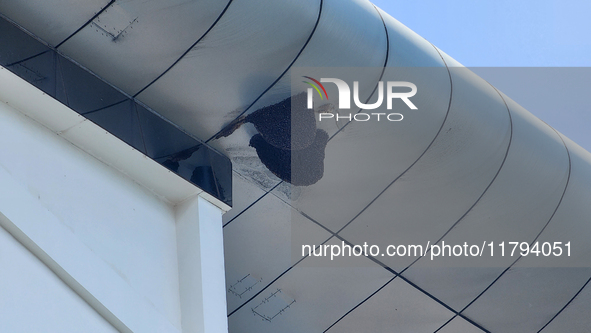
[
  {"xmin": 0, "ymin": 68, "xmax": 229, "ymax": 333},
  {"xmin": 0, "ymin": 224, "xmax": 119, "ymax": 333},
  {"xmin": 0, "ymin": 95, "xmax": 182, "ymax": 331}
]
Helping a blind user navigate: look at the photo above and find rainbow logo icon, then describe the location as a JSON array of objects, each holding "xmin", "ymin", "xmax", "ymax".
[{"xmin": 302, "ymin": 76, "xmax": 328, "ymax": 100}]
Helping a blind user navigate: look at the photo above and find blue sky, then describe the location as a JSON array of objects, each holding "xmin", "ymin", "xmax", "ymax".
[
  {"xmin": 372, "ymin": 0, "xmax": 591, "ymax": 151},
  {"xmin": 372, "ymin": 0, "xmax": 591, "ymax": 66}
]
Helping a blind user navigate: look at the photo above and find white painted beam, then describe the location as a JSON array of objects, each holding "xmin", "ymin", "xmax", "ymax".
[
  {"xmin": 176, "ymin": 196, "xmax": 229, "ymax": 333},
  {"xmin": 0, "ymin": 65, "xmax": 230, "ymax": 212}
]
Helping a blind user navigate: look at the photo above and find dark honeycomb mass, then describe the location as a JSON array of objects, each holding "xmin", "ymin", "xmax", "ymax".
[
  {"xmin": 250, "ymin": 129, "xmax": 328, "ymax": 186},
  {"xmin": 246, "ymin": 92, "xmax": 317, "ymax": 151}
]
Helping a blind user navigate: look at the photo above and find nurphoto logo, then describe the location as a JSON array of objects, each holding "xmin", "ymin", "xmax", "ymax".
[{"xmin": 304, "ymin": 76, "xmax": 418, "ymax": 122}]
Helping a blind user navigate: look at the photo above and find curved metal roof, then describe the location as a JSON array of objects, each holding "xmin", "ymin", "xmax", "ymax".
[{"xmin": 2, "ymin": 0, "xmax": 591, "ymax": 332}]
